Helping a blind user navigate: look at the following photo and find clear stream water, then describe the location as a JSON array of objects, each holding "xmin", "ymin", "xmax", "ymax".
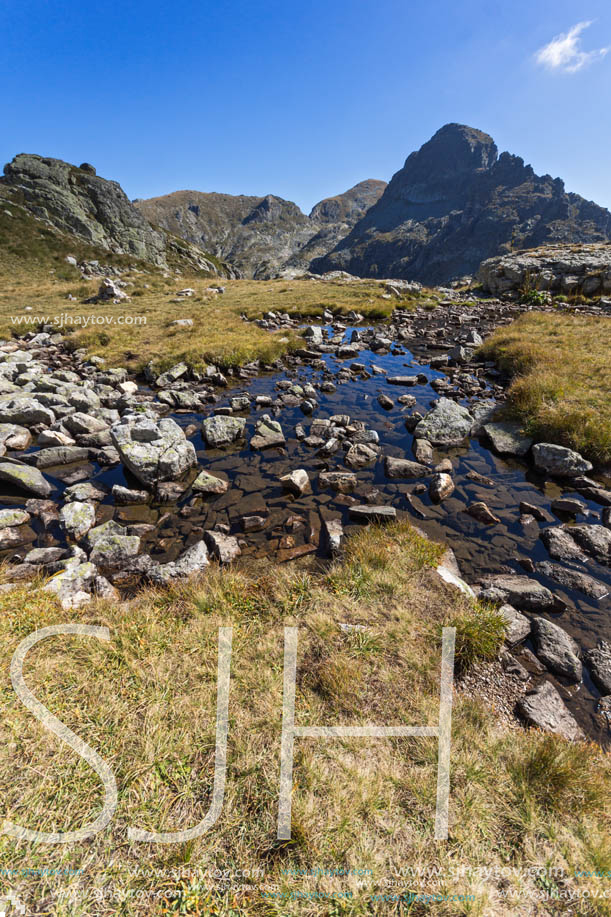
[{"xmin": 3, "ymin": 324, "xmax": 610, "ymax": 743}]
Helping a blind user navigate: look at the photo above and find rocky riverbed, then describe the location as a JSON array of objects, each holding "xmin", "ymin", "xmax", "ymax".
[{"xmin": 0, "ymin": 294, "xmax": 609, "ymax": 744}]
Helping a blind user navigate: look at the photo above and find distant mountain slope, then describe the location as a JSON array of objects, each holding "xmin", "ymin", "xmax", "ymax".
[
  {"xmin": 1, "ymin": 154, "xmax": 230, "ymax": 276},
  {"xmin": 310, "ymin": 124, "xmax": 611, "ymax": 283},
  {"xmin": 135, "ymin": 179, "xmax": 387, "ymax": 278}
]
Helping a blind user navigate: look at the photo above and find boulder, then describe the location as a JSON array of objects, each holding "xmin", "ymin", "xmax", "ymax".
[
  {"xmin": 192, "ymin": 470, "xmax": 229, "ymax": 495},
  {"xmin": 0, "ymin": 397, "xmax": 55, "ymax": 427},
  {"xmin": 537, "ymin": 561, "xmax": 608, "ymax": 600},
  {"xmin": 483, "ymin": 422, "xmax": 533, "ymax": 457},
  {"xmin": 584, "ymin": 641, "xmax": 611, "ymax": 695},
  {"xmin": 517, "ymin": 682, "xmax": 584, "ymax": 741},
  {"xmin": 43, "ymin": 559, "xmax": 97, "ymax": 610},
  {"xmin": 345, "ymin": 443, "xmax": 379, "ymax": 469},
  {"xmin": 429, "ymin": 473, "xmax": 454, "ymax": 503},
  {"xmin": 498, "ymin": 604, "xmax": 531, "ymax": 646},
  {"xmin": 86, "ymin": 520, "xmax": 141, "ymax": 568},
  {"xmin": 532, "ymin": 617, "xmax": 582, "ymax": 682},
  {"xmin": 567, "ymin": 524, "xmax": 611, "ymax": 565},
  {"xmin": 202, "ymin": 415, "xmax": 246, "ymax": 447},
  {"xmin": 540, "ymin": 527, "xmax": 588, "ymax": 563},
  {"xmin": 0, "ymin": 462, "xmax": 52, "ymax": 496},
  {"xmin": 250, "ymin": 415, "xmax": 285, "ymax": 449},
  {"xmin": 149, "ymin": 540, "xmax": 210, "ymax": 585},
  {"xmin": 0, "ymin": 508, "xmax": 30, "ymax": 529},
  {"xmin": 35, "ymin": 446, "xmax": 90, "ymax": 468},
  {"xmin": 111, "ymin": 415, "xmax": 197, "ymax": 485},
  {"xmin": 318, "ymin": 471, "xmax": 357, "ymax": 493},
  {"xmin": 59, "ymin": 501, "xmax": 96, "ymax": 540},
  {"xmin": 413, "ymin": 398, "xmax": 473, "ymax": 445},
  {"xmin": 0, "ymin": 423, "xmax": 32, "ymax": 450},
  {"xmin": 478, "ymin": 574, "xmax": 556, "ymax": 611},
  {"xmin": 532, "ymin": 443, "xmax": 593, "ymax": 477},
  {"xmin": 384, "ymin": 457, "xmax": 428, "ymax": 479},
  {"xmin": 204, "ymin": 530, "xmax": 241, "ymax": 564},
  {"xmin": 280, "ymin": 469, "xmax": 310, "ymax": 497}
]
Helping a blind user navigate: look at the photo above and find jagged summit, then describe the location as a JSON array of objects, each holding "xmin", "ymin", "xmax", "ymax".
[{"xmin": 311, "ymin": 124, "xmax": 611, "ymax": 282}]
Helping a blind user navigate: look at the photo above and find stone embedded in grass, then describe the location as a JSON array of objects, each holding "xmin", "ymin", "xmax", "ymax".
[
  {"xmin": 349, "ymin": 504, "xmax": 397, "ymax": 523},
  {"xmin": 532, "ymin": 443, "xmax": 593, "ymax": 477},
  {"xmin": 498, "ymin": 604, "xmax": 531, "ymax": 646},
  {"xmin": 323, "ymin": 517, "xmax": 344, "ymax": 554},
  {"xmin": 111, "ymin": 415, "xmax": 197, "ymax": 485},
  {"xmin": 59, "ymin": 501, "xmax": 96, "ymax": 540},
  {"xmin": 155, "ymin": 362, "xmax": 189, "ymax": 387},
  {"xmin": 43, "ymin": 558, "xmax": 97, "ymax": 610},
  {"xmin": 192, "ymin": 470, "xmax": 229, "ymax": 495},
  {"xmin": 202, "ymin": 415, "xmax": 246, "ymax": 448},
  {"xmin": 250, "ymin": 415, "xmax": 285, "ymax": 449},
  {"xmin": 149, "ymin": 540, "xmax": 210, "ymax": 585},
  {"xmin": 0, "ymin": 461, "xmax": 52, "ymax": 496},
  {"xmin": 517, "ymin": 681, "xmax": 584, "ymax": 741},
  {"xmin": 483, "ymin": 422, "xmax": 533, "ymax": 457}
]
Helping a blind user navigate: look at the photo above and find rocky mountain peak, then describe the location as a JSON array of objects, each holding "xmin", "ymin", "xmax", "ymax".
[{"xmin": 401, "ymin": 123, "xmax": 498, "ymax": 180}]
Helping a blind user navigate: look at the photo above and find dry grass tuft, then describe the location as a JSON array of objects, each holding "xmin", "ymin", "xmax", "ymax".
[{"xmin": 0, "ymin": 522, "xmax": 609, "ymax": 915}]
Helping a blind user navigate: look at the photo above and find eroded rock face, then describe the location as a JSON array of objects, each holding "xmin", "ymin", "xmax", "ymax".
[
  {"xmin": 135, "ymin": 180, "xmax": 387, "ymax": 279},
  {"xmin": 311, "ymin": 123, "xmax": 611, "ymax": 282},
  {"xmin": 111, "ymin": 415, "xmax": 197, "ymax": 485},
  {"xmin": 479, "ymin": 244, "xmax": 611, "ymax": 296}
]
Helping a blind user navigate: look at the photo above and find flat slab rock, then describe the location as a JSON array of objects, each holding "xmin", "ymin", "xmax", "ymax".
[
  {"xmin": 483, "ymin": 422, "xmax": 533, "ymax": 457},
  {"xmin": 517, "ymin": 681, "xmax": 585, "ymax": 741},
  {"xmin": 478, "ymin": 574, "xmax": 556, "ymax": 611},
  {"xmin": 349, "ymin": 504, "xmax": 397, "ymax": 523},
  {"xmin": 384, "ymin": 456, "xmax": 428, "ymax": 479}
]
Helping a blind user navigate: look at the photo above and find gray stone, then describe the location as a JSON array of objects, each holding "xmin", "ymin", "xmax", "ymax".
[
  {"xmin": 413, "ymin": 439, "xmax": 433, "ymax": 464},
  {"xmin": 479, "ymin": 574, "xmax": 555, "ymax": 611},
  {"xmin": 499, "ymin": 604, "xmax": 531, "ymax": 646},
  {"xmin": 345, "ymin": 443, "xmax": 379, "ymax": 469},
  {"xmin": 202, "ymin": 415, "xmax": 246, "ymax": 447},
  {"xmin": 323, "ymin": 517, "xmax": 344, "ymax": 554},
  {"xmin": 483, "ymin": 422, "xmax": 533, "ymax": 457},
  {"xmin": 59, "ymin": 501, "xmax": 96, "ymax": 539},
  {"xmin": 537, "ymin": 561, "xmax": 608, "ymax": 600},
  {"xmin": 532, "ymin": 443, "xmax": 593, "ymax": 477},
  {"xmin": 567, "ymin": 524, "xmax": 611, "ymax": 565},
  {"xmin": 35, "ymin": 446, "xmax": 90, "ymax": 468},
  {"xmin": 540, "ymin": 527, "xmax": 588, "ymax": 563},
  {"xmin": 192, "ymin": 470, "xmax": 229, "ymax": 495},
  {"xmin": 517, "ymin": 681, "xmax": 584, "ymax": 741},
  {"xmin": 584, "ymin": 641, "xmax": 611, "ymax": 695},
  {"xmin": 250, "ymin": 415, "xmax": 285, "ymax": 449},
  {"xmin": 64, "ymin": 412, "xmax": 109, "ymax": 435},
  {"xmin": 0, "ymin": 508, "xmax": 30, "ymax": 529},
  {"xmin": 384, "ymin": 456, "xmax": 428, "ymax": 479},
  {"xmin": 413, "ymin": 398, "xmax": 473, "ymax": 446},
  {"xmin": 204, "ymin": 530, "xmax": 241, "ymax": 564},
  {"xmin": 111, "ymin": 415, "xmax": 197, "ymax": 485},
  {"xmin": 149, "ymin": 540, "xmax": 210, "ymax": 584},
  {"xmin": 532, "ymin": 617, "xmax": 582, "ymax": 682},
  {"xmin": 112, "ymin": 484, "xmax": 150, "ymax": 504},
  {"xmin": 466, "ymin": 501, "xmax": 501, "ymax": 525},
  {"xmin": 0, "ymin": 423, "xmax": 32, "ymax": 450},
  {"xmin": 0, "ymin": 397, "xmax": 55, "ymax": 427},
  {"xmin": 64, "ymin": 482, "xmax": 107, "ymax": 502},
  {"xmin": 349, "ymin": 505, "xmax": 397, "ymax": 523},
  {"xmin": 0, "ymin": 462, "xmax": 52, "ymax": 496}
]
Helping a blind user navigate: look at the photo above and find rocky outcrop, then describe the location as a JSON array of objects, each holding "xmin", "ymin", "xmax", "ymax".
[
  {"xmin": 135, "ymin": 180, "xmax": 386, "ymax": 279},
  {"xmin": 1, "ymin": 153, "xmax": 229, "ymax": 275},
  {"xmin": 311, "ymin": 123, "xmax": 611, "ymax": 283},
  {"xmin": 478, "ymin": 243, "xmax": 611, "ymax": 296}
]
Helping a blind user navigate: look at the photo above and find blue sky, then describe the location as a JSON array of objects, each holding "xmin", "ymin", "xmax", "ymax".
[{"xmin": 3, "ymin": 0, "xmax": 611, "ymax": 212}]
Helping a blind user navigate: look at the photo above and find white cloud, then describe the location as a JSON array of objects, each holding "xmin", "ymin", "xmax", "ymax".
[{"xmin": 535, "ymin": 21, "xmax": 609, "ymax": 73}]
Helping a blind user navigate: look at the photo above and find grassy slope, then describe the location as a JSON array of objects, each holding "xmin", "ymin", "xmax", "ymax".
[
  {"xmin": 0, "ymin": 199, "xmax": 414, "ymax": 373},
  {"xmin": 0, "ymin": 522, "xmax": 609, "ymax": 916},
  {"xmin": 479, "ymin": 312, "xmax": 611, "ymax": 465}
]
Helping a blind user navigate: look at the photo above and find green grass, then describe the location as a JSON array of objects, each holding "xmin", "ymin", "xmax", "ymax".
[
  {"xmin": 0, "ymin": 521, "xmax": 609, "ymax": 916},
  {"xmin": 479, "ymin": 312, "xmax": 611, "ymax": 465}
]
